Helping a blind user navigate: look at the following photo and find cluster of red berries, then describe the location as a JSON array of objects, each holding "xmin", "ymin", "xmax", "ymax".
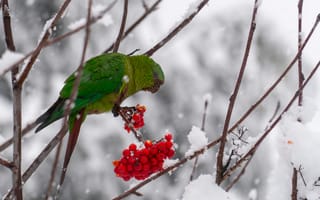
[
  {"xmin": 113, "ymin": 133, "xmax": 175, "ymax": 181},
  {"xmin": 124, "ymin": 104, "xmax": 146, "ymax": 133}
]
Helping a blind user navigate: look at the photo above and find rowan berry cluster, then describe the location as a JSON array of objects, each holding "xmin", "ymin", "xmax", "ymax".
[
  {"xmin": 124, "ymin": 104, "xmax": 146, "ymax": 133},
  {"xmin": 113, "ymin": 133, "xmax": 175, "ymax": 181}
]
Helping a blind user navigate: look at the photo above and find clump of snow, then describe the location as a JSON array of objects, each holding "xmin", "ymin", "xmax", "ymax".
[
  {"xmin": 122, "ymin": 75, "xmax": 129, "ymax": 83},
  {"xmin": 163, "ymin": 158, "xmax": 180, "ymax": 175},
  {"xmin": 267, "ymin": 96, "xmax": 320, "ymax": 199},
  {"xmin": 68, "ymin": 18, "xmax": 86, "ymax": 30},
  {"xmin": 0, "ymin": 50, "xmax": 24, "ymax": 75},
  {"xmin": 203, "ymin": 93, "xmax": 212, "ymax": 104},
  {"xmin": 26, "ymin": 0, "xmax": 35, "ymax": 6},
  {"xmin": 38, "ymin": 16, "xmax": 55, "ymax": 44},
  {"xmin": 182, "ymin": 174, "xmax": 236, "ymax": 200},
  {"xmin": 248, "ymin": 188, "xmax": 258, "ymax": 200},
  {"xmin": 92, "ymin": 4, "xmax": 114, "ymax": 27},
  {"xmin": 97, "ymin": 14, "xmax": 113, "ymax": 27},
  {"xmin": 185, "ymin": 126, "xmax": 208, "ymax": 157}
]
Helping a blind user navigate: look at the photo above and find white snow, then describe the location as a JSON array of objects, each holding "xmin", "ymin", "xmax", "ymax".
[
  {"xmin": 68, "ymin": 18, "xmax": 86, "ymax": 30},
  {"xmin": 0, "ymin": 50, "xmax": 24, "ymax": 75},
  {"xmin": 248, "ymin": 188, "xmax": 258, "ymax": 200},
  {"xmin": 202, "ymin": 93, "xmax": 212, "ymax": 104},
  {"xmin": 38, "ymin": 16, "xmax": 55, "ymax": 44},
  {"xmin": 122, "ymin": 75, "xmax": 129, "ymax": 83},
  {"xmin": 26, "ymin": 0, "xmax": 35, "ymax": 6},
  {"xmin": 266, "ymin": 97, "xmax": 320, "ymax": 199},
  {"xmin": 182, "ymin": 174, "xmax": 236, "ymax": 200},
  {"xmin": 92, "ymin": 4, "xmax": 114, "ymax": 27},
  {"xmin": 185, "ymin": 126, "xmax": 208, "ymax": 157}
]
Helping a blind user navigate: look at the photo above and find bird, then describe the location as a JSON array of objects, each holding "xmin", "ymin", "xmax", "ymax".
[{"xmin": 34, "ymin": 52, "xmax": 164, "ymax": 184}]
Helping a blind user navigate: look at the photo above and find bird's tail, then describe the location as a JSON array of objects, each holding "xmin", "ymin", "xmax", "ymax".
[{"xmin": 35, "ymin": 98, "xmax": 65, "ymax": 133}]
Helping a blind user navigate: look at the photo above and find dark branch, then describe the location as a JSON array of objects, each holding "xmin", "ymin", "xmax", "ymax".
[
  {"xmin": 216, "ymin": 0, "xmax": 259, "ymax": 185},
  {"xmin": 144, "ymin": 0, "xmax": 209, "ymax": 56},
  {"xmin": 113, "ymin": 0, "xmax": 128, "ymax": 53}
]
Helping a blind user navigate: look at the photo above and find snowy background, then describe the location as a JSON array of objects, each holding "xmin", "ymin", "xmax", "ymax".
[{"xmin": 1, "ymin": 0, "xmax": 320, "ymax": 199}]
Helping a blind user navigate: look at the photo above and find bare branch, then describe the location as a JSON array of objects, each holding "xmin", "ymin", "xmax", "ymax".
[
  {"xmin": 297, "ymin": 0, "xmax": 304, "ymax": 106},
  {"xmin": 225, "ymin": 155, "xmax": 253, "ymax": 191},
  {"xmin": 3, "ymin": 128, "xmax": 68, "ymax": 200},
  {"xmin": 291, "ymin": 168, "xmax": 298, "ymax": 200},
  {"xmin": 44, "ymin": 140, "xmax": 63, "ymax": 200},
  {"xmin": 0, "ymin": 0, "xmax": 117, "ymax": 77},
  {"xmin": 57, "ymin": 0, "xmax": 93, "ymax": 188},
  {"xmin": 228, "ymin": 14, "xmax": 320, "ymax": 133},
  {"xmin": 216, "ymin": 0, "xmax": 259, "ymax": 185},
  {"xmin": 223, "ymin": 58, "xmax": 320, "ymax": 181},
  {"xmin": 144, "ymin": 0, "xmax": 209, "ymax": 56},
  {"xmin": 0, "ymin": 156, "xmax": 14, "ymax": 169},
  {"xmin": 189, "ymin": 99, "xmax": 209, "ymax": 181},
  {"xmin": 46, "ymin": 0, "xmax": 117, "ymax": 47},
  {"xmin": 16, "ymin": 0, "xmax": 72, "ymax": 86},
  {"xmin": 0, "ymin": 120, "xmax": 37, "ymax": 152},
  {"xmin": 113, "ymin": 0, "xmax": 128, "ymax": 52},
  {"xmin": 2, "ymin": 0, "xmax": 23, "ymax": 198},
  {"xmin": 104, "ymin": 0, "xmax": 162, "ymax": 53}
]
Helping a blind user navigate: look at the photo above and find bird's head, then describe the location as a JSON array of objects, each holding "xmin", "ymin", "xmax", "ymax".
[
  {"xmin": 128, "ymin": 55, "xmax": 165, "ymax": 94},
  {"xmin": 144, "ymin": 61, "xmax": 164, "ymax": 93}
]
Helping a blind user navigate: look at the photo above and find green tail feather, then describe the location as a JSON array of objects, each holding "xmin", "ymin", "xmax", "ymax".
[{"xmin": 35, "ymin": 98, "xmax": 65, "ymax": 133}]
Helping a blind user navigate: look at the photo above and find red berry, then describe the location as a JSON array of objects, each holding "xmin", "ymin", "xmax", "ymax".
[
  {"xmin": 144, "ymin": 140, "xmax": 153, "ymax": 148},
  {"xmin": 128, "ymin": 157, "xmax": 135, "ymax": 164},
  {"xmin": 134, "ymin": 163, "xmax": 142, "ymax": 171},
  {"xmin": 124, "ymin": 124, "xmax": 131, "ymax": 133},
  {"xmin": 165, "ymin": 141, "xmax": 173, "ymax": 149},
  {"xmin": 157, "ymin": 153, "xmax": 165, "ymax": 161},
  {"xmin": 157, "ymin": 142, "xmax": 166, "ymax": 152},
  {"xmin": 122, "ymin": 149, "xmax": 130, "ymax": 157},
  {"xmin": 127, "ymin": 164, "xmax": 133, "ymax": 172},
  {"xmin": 167, "ymin": 149, "xmax": 175, "ymax": 158},
  {"xmin": 165, "ymin": 133, "xmax": 173, "ymax": 141},
  {"xmin": 140, "ymin": 156, "xmax": 149, "ymax": 164},
  {"xmin": 129, "ymin": 143, "xmax": 137, "ymax": 151}
]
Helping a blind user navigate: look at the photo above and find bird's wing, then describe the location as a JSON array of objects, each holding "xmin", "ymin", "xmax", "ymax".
[
  {"xmin": 35, "ymin": 54, "xmax": 127, "ymax": 132},
  {"xmin": 60, "ymin": 53, "xmax": 127, "ymax": 112}
]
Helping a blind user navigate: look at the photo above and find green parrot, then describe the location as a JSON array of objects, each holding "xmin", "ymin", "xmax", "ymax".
[{"xmin": 35, "ymin": 52, "xmax": 164, "ymax": 184}]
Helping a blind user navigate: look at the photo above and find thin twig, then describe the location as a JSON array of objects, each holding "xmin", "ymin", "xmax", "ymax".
[
  {"xmin": 46, "ymin": 0, "xmax": 118, "ymax": 47},
  {"xmin": 297, "ymin": 0, "xmax": 304, "ymax": 106},
  {"xmin": 57, "ymin": 0, "xmax": 93, "ymax": 189},
  {"xmin": 0, "ymin": 120, "xmax": 37, "ymax": 152},
  {"xmin": 113, "ymin": 0, "xmax": 128, "ymax": 53},
  {"xmin": 222, "ymin": 58, "xmax": 320, "ymax": 181},
  {"xmin": 268, "ymin": 101, "xmax": 281, "ymax": 124},
  {"xmin": 2, "ymin": 128, "xmax": 68, "ymax": 200},
  {"xmin": 16, "ymin": 0, "xmax": 72, "ymax": 86},
  {"xmin": 44, "ymin": 140, "xmax": 63, "ymax": 200},
  {"xmin": 0, "ymin": 156, "xmax": 14, "ymax": 169},
  {"xmin": 216, "ymin": 0, "xmax": 259, "ymax": 185},
  {"xmin": 291, "ymin": 167, "xmax": 298, "ymax": 200},
  {"xmin": 225, "ymin": 155, "xmax": 253, "ymax": 191},
  {"xmin": 298, "ymin": 165, "xmax": 307, "ymax": 186},
  {"xmin": 189, "ymin": 99, "xmax": 209, "ymax": 181},
  {"xmin": 2, "ymin": 0, "xmax": 23, "ymax": 198},
  {"xmin": 118, "ymin": 107, "xmax": 144, "ymax": 142},
  {"xmin": 228, "ymin": 14, "xmax": 320, "ymax": 133},
  {"xmin": 0, "ymin": 0, "xmax": 117, "ymax": 77},
  {"xmin": 226, "ymin": 101, "xmax": 280, "ymax": 191},
  {"xmin": 144, "ymin": 0, "xmax": 209, "ymax": 56},
  {"xmin": 104, "ymin": 0, "xmax": 162, "ymax": 53}
]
